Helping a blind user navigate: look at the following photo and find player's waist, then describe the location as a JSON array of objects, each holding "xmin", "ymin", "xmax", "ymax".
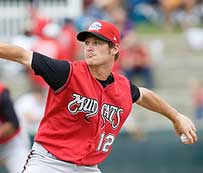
[{"xmin": 32, "ymin": 142, "xmax": 98, "ymax": 168}]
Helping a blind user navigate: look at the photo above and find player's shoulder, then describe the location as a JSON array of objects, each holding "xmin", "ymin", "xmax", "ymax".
[
  {"xmin": 71, "ymin": 60, "xmax": 85, "ymax": 66},
  {"xmin": 71, "ymin": 60, "xmax": 88, "ymax": 71}
]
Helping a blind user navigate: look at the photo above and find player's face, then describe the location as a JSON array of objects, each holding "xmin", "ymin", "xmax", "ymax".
[{"xmin": 84, "ymin": 36, "xmax": 116, "ymax": 66}]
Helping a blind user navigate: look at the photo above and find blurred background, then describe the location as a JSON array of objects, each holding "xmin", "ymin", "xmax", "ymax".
[{"xmin": 0, "ymin": 0, "xmax": 203, "ymax": 173}]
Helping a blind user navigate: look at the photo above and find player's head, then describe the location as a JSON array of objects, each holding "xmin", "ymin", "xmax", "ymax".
[{"xmin": 77, "ymin": 20, "xmax": 120, "ymax": 60}]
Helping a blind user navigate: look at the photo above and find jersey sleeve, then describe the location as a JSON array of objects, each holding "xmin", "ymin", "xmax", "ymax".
[
  {"xmin": 0, "ymin": 90, "xmax": 19, "ymax": 129},
  {"xmin": 130, "ymin": 81, "xmax": 140, "ymax": 103},
  {"xmin": 31, "ymin": 52, "xmax": 71, "ymax": 91}
]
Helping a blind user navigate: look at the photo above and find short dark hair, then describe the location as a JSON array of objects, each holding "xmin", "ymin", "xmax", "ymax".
[{"xmin": 108, "ymin": 42, "xmax": 119, "ymax": 60}]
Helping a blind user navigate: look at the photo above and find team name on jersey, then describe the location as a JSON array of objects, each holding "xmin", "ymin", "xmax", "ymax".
[
  {"xmin": 67, "ymin": 93, "xmax": 123, "ymax": 129},
  {"xmin": 101, "ymin": 104, "xmax": 123, "ymax": 129},
  {"xmin": 67, "ymin": 93, "xmax": 98, "ymax": 120}
]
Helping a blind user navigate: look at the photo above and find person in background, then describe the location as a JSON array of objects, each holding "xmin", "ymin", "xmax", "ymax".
[
  {"xmin": 27, "ymin": 5, "xmax": 52, "ymax": 38},
  {"xmin": 30, "ymin": 22, "xmax": 67, "ymax": 89},
  {"xmin": 59, "ymin": 18, "xmax": 80, "ymax": 61},
  {"xmin": 74, "ymin": 0, "xmax": 121, "ymax": 31},
  {"xmin": 15, "ymin": 85, "xmax": 46, "ymax": 148},
  {"xmin": 173, "ymin": 0, "xmax": 201, "ymax": 29},
  {"xmin": 119, "ymin": 31, "xmax": 154, "ymax": 89},
  {"xmin": 110, "ymin": 6, "xmax": 135, "ymax": 39},
  {"xmin": 0, "ymin": 82, "xmax": 28, "ymax": 173},
  {"xmin": 159, "ymin": 0, "xmax": 181, "ymax": 27}
]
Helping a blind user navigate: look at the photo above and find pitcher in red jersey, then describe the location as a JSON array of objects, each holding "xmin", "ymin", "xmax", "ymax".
[{"xmin": 0, "ymin": 20, "xmax": 197, "ymax": 173}]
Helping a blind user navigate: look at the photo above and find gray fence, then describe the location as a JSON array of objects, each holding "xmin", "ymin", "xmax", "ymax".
[{"xmin": 0, "ymin": 0, "xmax": 82, "ymax": 41}]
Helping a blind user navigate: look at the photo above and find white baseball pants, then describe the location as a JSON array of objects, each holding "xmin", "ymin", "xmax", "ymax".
[{"xmin": 22, "ymin": 142, "xmax": 102, "ymax": 173}]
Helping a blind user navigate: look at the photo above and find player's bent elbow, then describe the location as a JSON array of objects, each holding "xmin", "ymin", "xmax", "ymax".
[{"xmin": 20, "ymin": 50, "xmax": 33, "ymax": 68}]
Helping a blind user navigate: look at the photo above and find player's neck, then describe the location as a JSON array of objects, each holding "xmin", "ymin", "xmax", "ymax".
[{"xmin": 88, "ymin": 65, "xmax": 112, "ymax": 81}]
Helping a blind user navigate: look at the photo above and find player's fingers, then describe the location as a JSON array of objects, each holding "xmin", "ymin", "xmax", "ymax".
[
  {"xmin": 188, "ymin": 119, "xmax": 196, "ymax": 132},
  {"xmin": 184, "ymin": 130, "xmax": 197, "ymax": 144},
  {"xmin": 187, "ymin": 116, "xmax": 196, "ymax": 132},
  {"xmin": 189, "ymin": 130, "xmax": 197, "ymax": 143},
  {"xmin": 192, "ymin": 124, "xmax": 197, "ymax": 132}
]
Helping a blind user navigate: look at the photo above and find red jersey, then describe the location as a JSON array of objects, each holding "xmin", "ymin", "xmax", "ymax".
[{"xmin": 35, "ymin": 61, "xmax": 132, "ymax": 165}]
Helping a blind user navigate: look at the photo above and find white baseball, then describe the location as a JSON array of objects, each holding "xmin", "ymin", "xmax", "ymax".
[{"xmin": 181, "ymin": 134, "xmax": 188, "ymax": 143}]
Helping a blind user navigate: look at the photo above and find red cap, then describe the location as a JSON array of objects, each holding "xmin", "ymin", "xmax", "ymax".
[{"xmin": 77, "ymin": 20, "xmax": 120, "ymax": 44}]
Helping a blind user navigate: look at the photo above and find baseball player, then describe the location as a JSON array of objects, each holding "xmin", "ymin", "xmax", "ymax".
[
  {"xmin": 0, "ymin": 20, "xmax": 197, "ymax": 173},
  {"xmin": 0, "ymin": 82, "xmax": 28, "ymax": 173}
]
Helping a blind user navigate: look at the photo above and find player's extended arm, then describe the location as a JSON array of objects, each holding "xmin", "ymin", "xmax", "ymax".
[
  {"xmin": 0, "ymin": 43, "xmax": 33, "ymax": 68},
  {"xmin": 136, "ymin": 87, "xmax": 197, "ymax": 144}
]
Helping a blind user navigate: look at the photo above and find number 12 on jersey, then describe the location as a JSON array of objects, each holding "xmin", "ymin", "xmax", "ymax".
[{"xmin": 96, "ymin": 132, "xmax": 115, "ymax": 152}]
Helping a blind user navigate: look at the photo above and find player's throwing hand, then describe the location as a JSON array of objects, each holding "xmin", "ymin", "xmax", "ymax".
[{"xmin": 173, "ymin": 113, "xmax": 197, "ymax": 144}]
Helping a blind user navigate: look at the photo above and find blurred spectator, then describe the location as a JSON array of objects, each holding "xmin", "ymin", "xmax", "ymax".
[
  {"xmin": 110, "ymin": 7, "xmax": 135, "ymax": 39},
  {"xmin": 75, "ymin": 0, "xmax": 121, "ymax": 31},
  {"xmin": 59, "ymin": 18, "xmax": 80, "ymax": 61},
  {"xmin": 83, "ymin": 0, "xmax": 94, "ymax": 11},
  {"xmin": 159, "ymin": 0, "xmax": 182, "ymax": 27},
  {"xmin": 0, "ymin": 83, "xmax": 28, "ymax": 173},
  {"xmin": 110, "ymin": 6, "xmax": 136, "ymax": 73},
  {"xmin": 30, "ymin": 22, "xmax": 67, "ymax": 89},
  {"xmin": 173, "ymin": 0, "xmax": 202, "ymax": 29},
  {"xmin": 119, "ymin": 31, "xmax": 155, "ymax": 89},
  {"xmin": 28, "ymin": 5, "xmax": 52, "ymax": 37},
  {"xmin": 15, "ymin": 85, "xmax": 46, "ymax": 148},
  {"xmin": 126, "ymin": 0, "xmax": 160, "ymax": 24},
  {"xmin": 88, "ymin": 0, "xmax": 121, "ymax": 20},
  {"xmin": 158, "ymin": 0, "xmax": 203, "ymax": 29},
  {"xmin": 32, "ymin": 22, "xmax": 66, "ymax": 59}
]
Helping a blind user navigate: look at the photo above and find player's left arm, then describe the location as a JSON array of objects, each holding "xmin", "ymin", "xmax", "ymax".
[{"xmin": 136, "ymin": 87, "xmax": 197, "ymax": 144}]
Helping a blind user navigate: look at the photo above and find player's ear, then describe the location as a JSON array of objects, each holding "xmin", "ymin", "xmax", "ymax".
[{"xmin": 112, "ymin": 43, "xmax": 119, "ymax": 56}]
